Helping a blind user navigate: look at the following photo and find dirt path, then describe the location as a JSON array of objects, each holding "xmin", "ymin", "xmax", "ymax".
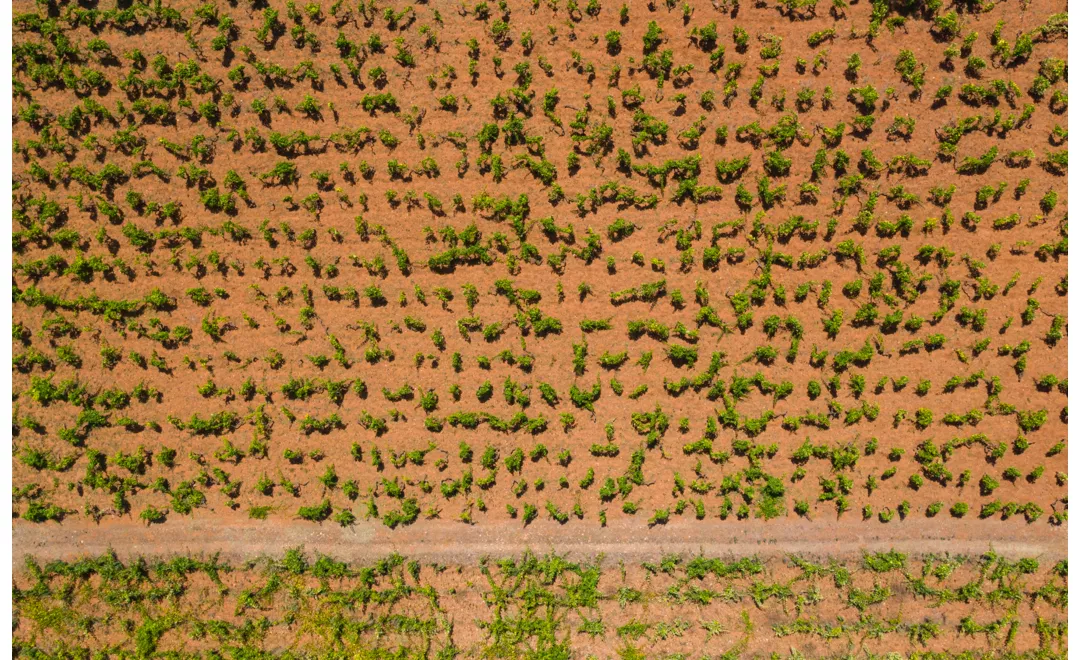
[{"xmin": 13, "ymin": 517, "xmax": 1066, "ymax": 569}]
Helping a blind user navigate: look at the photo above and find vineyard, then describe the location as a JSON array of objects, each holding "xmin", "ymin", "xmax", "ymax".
[
  {"xmin": 10, "ymin": 0, "xmax": 1068, "ymax": 655},
  {"xmin": 13, "ymin": 549, "xmax": 1070, "ymax": 657}
]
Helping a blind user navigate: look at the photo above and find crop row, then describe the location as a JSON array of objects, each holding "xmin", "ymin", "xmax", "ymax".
[{"xmin": 14, "ymin": 547, "xmax": 1067, "ymax": 658}]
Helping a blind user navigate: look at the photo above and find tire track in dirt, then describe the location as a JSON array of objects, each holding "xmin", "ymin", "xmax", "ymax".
[{"xmin": 13, "ymin": 517, "xmax": 1066, "ymax": 568}]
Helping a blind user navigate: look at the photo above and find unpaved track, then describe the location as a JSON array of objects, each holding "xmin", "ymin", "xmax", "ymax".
[{"xmin": 13, "ymin": 517, "xmax": 1066, "ymax": 568}]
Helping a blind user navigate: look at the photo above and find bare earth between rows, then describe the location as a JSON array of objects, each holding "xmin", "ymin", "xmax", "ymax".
[{"xmin": 12, "ymin": 517, "xmax": 1066, "ymax": 569}]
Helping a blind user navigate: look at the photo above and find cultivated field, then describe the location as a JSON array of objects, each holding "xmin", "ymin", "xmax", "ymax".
[
  {"xmin": 14, "ymin": 548, "xmax": 1069, "ymax": 657},
  {"xmin": 12, "ymin": 0, "xmax": 1067, "ymax": 656}
]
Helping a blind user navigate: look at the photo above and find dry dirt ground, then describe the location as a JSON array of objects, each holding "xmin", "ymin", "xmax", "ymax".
[{"xmin": 13, "ymin": 514, "xmax": 1066, "ymax": 567}]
